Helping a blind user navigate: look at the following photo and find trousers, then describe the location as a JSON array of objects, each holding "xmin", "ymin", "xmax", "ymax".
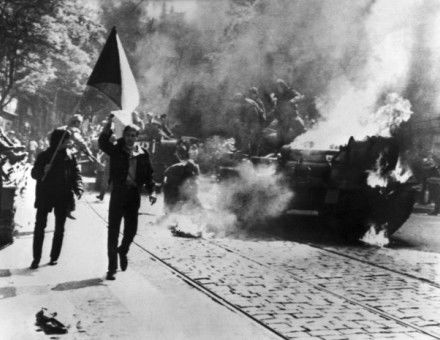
[
  {"xmin": 32, "ymin": 206, "xmax": 68, "ymax": 263},
  {"xmin": 107, "ymin": 185, "xmax": 140, "ymax": 273}
]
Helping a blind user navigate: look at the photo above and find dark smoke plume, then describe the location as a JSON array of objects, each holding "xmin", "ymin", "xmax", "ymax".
[{"xmin": 98, "ymin": 0, "xmax": 440, "ymax": 147}]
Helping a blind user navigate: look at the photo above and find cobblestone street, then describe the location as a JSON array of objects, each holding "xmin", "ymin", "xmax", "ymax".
[
  {"xmin": 4, "ymin": 1, "xmax": 440, "ymax": 338},
  {"xmin": 87, "ymin": 193, "xmax": 440, "ymax": 340}
]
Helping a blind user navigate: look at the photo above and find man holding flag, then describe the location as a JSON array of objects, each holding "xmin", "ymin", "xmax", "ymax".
[
  {"xmin": 99, "ymin": 116, "xmax": 156, "ymax": 280},
  {"xmin": 88, "ymin": 27, "xmax": 156, "ymax": 280}
]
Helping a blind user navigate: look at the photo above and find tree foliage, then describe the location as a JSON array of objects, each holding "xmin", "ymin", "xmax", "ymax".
[{"xmin": 0, "ymin": 0, "xmax": 105, "ymax": 109}]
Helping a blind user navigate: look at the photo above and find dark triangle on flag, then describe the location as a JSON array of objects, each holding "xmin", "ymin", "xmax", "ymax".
[{"xmin": 87, "ymin": 27, "xmax": 122, "ymax": 108}]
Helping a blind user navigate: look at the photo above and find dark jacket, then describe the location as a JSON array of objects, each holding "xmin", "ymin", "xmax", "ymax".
[
  {"xmin": 98, "ymin": 130, "xmax": 154, "ymax": 194},
  {"xmin": 31, "ymin": 148, "xmax": 83, "ymax": 210},
  {"xmin": 163, "ymin": 160, "xmax": 199, "ymax": 210}
]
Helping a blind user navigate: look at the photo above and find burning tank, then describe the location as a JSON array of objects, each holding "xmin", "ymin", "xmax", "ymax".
[{"xmin": 267, "ymin": 136, "xmax": 417, "ymax": 239}]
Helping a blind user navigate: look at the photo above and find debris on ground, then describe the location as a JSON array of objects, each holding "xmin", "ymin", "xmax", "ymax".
[
  {"xmin": 169, "ymin": 224, "xmax": 202, "ymax": 238},
  {"xmin": 35, "ymin": 308, "xmax": 68, "ymax": 335}
]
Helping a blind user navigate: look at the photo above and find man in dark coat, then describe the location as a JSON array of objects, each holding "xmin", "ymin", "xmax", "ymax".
[
  {"xmin": 30, "ymin": 128, "xmax": 83, "ymax": 269},
  {"xmin": 99, "ymin": 115, "xmax": 156, "ymax": 280},
  {"xmin": 163, "ymin": 143, "xmax": 200, "ymax": 213}
]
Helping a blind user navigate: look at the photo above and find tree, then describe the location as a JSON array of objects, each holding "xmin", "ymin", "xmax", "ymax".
[{"xmin": 0, "ymin": 0, "xmax": 105, "ymax": 113}]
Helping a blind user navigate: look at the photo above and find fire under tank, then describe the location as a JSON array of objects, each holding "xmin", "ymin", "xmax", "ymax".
[{"xmin": 269, "ymin": 136, "xmax": 418, "ymax": 240}]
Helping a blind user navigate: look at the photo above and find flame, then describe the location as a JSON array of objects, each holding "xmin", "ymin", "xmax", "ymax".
[
  {"xmin": 391, "ymin": 157, "xmax": 412, "ymax": 183},
  {"xmin": 366, "ymin": 171, "xmax": 388, "ymax": 188},
  {"xmin": 166, "ymin": 207, "xmax": 237, "ymax": 239},
  {"xmin": 292, "ymin": 93, "xmax": 413, "ymax": 150},
  {"xmin": 366, "ymin": 153, "xmax": 388, "ymax": 188},
  {"xmin": 360, "ymin": 224, "xmax": 390, "ymax": 247},
  {"xmin": 366, "ymin": 154, "xmax": 412, "ymax": 188},
  {"xmin": 167, "ymin": 212, "xmax": 211, "ymax": 239}
]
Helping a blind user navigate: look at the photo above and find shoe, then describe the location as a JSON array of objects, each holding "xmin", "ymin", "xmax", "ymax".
[
  {"xmin": 30, "ymin": 260, "xmax": 39, "ymax": 269},
  {"xmin": 49, "ymin": 260, "xmax": 58, "ymax": 266},
  {"xmin": 119, "ymin": 250, "xmax": 128, "ymax": 271},
  {"xmin": 66, "ymin": 212, "xmax": 76, "ymax": 220},
  {"xmin": 106, "ymin": 272, "xmax": 116, "ymax": 280},
  {"xmin": 96, "ymin": 194, "xmax": 104, "ymax": 201}
]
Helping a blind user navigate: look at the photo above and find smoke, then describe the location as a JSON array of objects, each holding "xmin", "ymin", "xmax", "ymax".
[
  {"xmin": 165, "ymin": 161, "xmax": 293, "ymax": 238},
  {"xmin": 128, "ymin": 0, "xmax": 375, "ymax": 136},
  {"xmin": 98, "ymin": 0, "xmax": 440, "ymax": 148},
  {"xmin": 405, "ymin": 1, "xmax": 440, "ymax": 118}
]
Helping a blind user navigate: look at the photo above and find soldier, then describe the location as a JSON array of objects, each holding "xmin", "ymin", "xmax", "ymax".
[
  {"xmin": 30, "ymin": 128, "xmax": 83, "ymax": 269},
  {"xmin": 98, "ymin": 115, "xmax": 157, "ymax": 280},
  {"xmin": 231, "ymin": 93, "xmax": 262, "ymax": 156},
  {"xmin": 271, "ymin": 79, "xmax": 303, "ymax": 105},
  {"xmin": 270, "ymin": 79, "xmax": 305, "ymax": 147},
  {"xmin": 158, "ymin": 113, "xmax": 174, "ymax": 139},
  {"xmin": 248, "ymin": 86, "xmax": 267, "ymax": 125}
]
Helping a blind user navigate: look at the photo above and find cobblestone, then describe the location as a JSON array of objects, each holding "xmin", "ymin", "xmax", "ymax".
[
  {"xmin": 212, "ymin": 238, "xmax": 440, "ymax": 337},
  {"xmin": 88, "ymin": 196, "xmax": 439, "ymax": 339},
  {"xmin": 137, "ymin": 237, "xmax": 434, "ymax": 338},
  {"xmin": 322, "ymin": 245, "xmax": 440, "ymax": 286}
]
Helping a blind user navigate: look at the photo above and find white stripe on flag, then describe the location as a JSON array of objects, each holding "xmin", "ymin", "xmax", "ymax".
[
  {"xmin": 116, "ymin": 33, "xmax": 140, "ymax": 113},
  {"xmin": 111, "ymin": 32, "xmax": 140, "ymax": 138}
]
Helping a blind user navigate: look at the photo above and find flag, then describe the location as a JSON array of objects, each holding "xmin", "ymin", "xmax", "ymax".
[{"xmin": 87, "ymin": 27, "xmax": 139, "ymax": 136}]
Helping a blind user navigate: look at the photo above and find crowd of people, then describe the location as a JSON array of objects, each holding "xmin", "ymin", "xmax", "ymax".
[
  {"xmin": 4, "ymin": 77, "xmax": 308, "ymax": 179},
  {"xmin": 17, "ymin": 108, "xmax": 197, "ymax": 280},
  {"xmin": 24, "ymin": 110, "xmax": 200, "ymax": 280},
  {"xmin": 1, "ymin": 78, "xmax": 439, "ymax": 280},
  {"xmin": 0, "ymin": 128, "xmax": 28, "ymax": 210}
]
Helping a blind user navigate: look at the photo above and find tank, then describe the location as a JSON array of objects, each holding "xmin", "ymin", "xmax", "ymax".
[{"xmin": 272, "ymin": 136, "xmax": 417, "ymax": 239}]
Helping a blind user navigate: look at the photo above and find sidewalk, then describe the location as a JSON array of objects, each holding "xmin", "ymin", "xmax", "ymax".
[{"xmin": 0, "ymin": 181, "xmax": 280, "ymax": 340}]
